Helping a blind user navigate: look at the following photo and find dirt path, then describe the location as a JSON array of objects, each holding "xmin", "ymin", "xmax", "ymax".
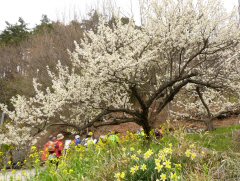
[{"xmin": 0, "ymin": 169, "xmax": 35, "ymax": 181}]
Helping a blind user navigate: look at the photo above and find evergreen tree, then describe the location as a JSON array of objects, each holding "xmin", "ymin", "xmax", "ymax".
[
  {"xmin": 34, "ymin": 14, "xmax": 53, "ymax": 34},
  {"xmin": 0, "ymin": 17, "xmax": 30, "ymax": 46}
]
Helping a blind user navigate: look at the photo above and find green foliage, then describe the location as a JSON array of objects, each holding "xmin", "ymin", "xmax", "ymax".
[
  {"xmin": 186, "ymin": 125, "xmax": 240, "ymax": 151},
  {"xmin": 0, "ymin": 17, "xmax": 30, "ymax": 46},
  {"xmin": 33, "ymin": 15, "xmax": 53, "ymax": 34}
]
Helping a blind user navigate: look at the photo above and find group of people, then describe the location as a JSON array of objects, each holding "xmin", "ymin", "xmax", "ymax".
[
  {"xmin": 41, "ymin": 131, "xmax": 101, "ymax": 162},
  {"xmin": 41, "ymin": 128, "xmax": 162, "ymax": 162}
]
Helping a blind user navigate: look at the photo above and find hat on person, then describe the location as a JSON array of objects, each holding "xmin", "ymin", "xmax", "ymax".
[
  {"xmin": 57, "ymin": 133, "xmax": 64, "ymax": 140},
  {"xmin": 75, "ymin": 135, "xmax": 80, "ymax": 139},
  {"xmin": 49, "ymin": 135, "xmax": 53, "ymax": 140}
]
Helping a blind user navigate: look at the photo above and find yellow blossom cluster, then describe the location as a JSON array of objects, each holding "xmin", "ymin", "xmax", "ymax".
[
  {"xmin": 185, "ymin": 149, "xmax": 197, "ymax": 160},
  {"xmin": 114, "ymin": 145, "xmax": 182, "ymax": 181},
  {"xmin": 143, "ymin": 149, "xmax": 154, "ymax": 160},
  {"xmin": 114, "ymin": 172, "xmax": 125, "ymax": 181}
]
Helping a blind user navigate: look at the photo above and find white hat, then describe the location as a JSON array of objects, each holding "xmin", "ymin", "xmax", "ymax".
[
  {"xmin": 57, "ymin": 133, "xmax": 64, "ymax": 140},
  {"xmin": 75, "ymin": 135, "xmax": 80, "ymax": 139}
]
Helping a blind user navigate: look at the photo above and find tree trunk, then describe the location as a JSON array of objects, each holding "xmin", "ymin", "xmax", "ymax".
[
  {"xmin": 0, "ymin": 112, "xmax": 4, "ymax": 125},
  {"xmin": 141, "ymin": 119, "xmax": 152, "ymax": 140},
  {"xmin": 205, "ymin": 119, "xmax": 215, "ymax": 131}
]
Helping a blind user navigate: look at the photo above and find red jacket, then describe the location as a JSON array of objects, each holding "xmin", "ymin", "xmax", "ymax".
[{"xmin": 55, "ymin": 140, "xmax": 64, "ymax": 158}]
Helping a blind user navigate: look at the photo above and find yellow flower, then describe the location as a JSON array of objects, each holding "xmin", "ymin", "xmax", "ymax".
[
  {"xmin": 115, "ymin": 172, "xmax": 121, "ymax": 178},
  {"xmin": 130, "ymin": 167, "xmax": 136, "ymax": 175},
  {"xmin": 8, "ymin": 161, "xmax": 12, "ymax": 165},
  {"xmin": 158, "ymin": 153, "xmax": 166, "ymax": 161},
  {"xmin": 22, "ymin": 171, "xmax": 27, "ymax": 176},
  {"xmin": 155, "ymin": 163, "xmax": 163, "ymax": 172},
  {"xmin": 155, "ymin": 158, "xmax": 160, "ymax": 165},
  {"xmin": 191, "ymin": 152, "xmax": 197, "ymax": 160},
  {"xmin": 144, "ymin": 149, "xmax": 153, "ymax": 160},
  {"xmin": 130, "ymin": 165, "xmax": 139, "ymax": 175},
  {"xmin": 134, "ymin": 165, "xmax": 139, "ymax": 171},
  {"xmin": 137, "ymin": 149, "xmax": 142, "ymax": 154},
  {"xmin": 63, "ymin": 169, "xmax": 68, "ymax": 175},
  {"xmin": 35, "ymin": 159, "xmax": 40, "ymax": 164},
  {"xmin": 164, "ymin": 160, "xmax": 171, "ymax": 169},
  {"xmin": 130, "ymin": 147, "xmax": 135, "ymax": 151},
  {"xmin": 12, "ymin": 170, "xmax": 16, "ymax": 174},
  {"xmin": 185, "ymin": 149, "xmax": 191, "ymax": 158},
  {"xmin": 31, "ymin": 146, "xmax": 37, "ymax": 151},
  {"xmin": 141, "ymin": 164, "xmax": 147, "ymax": 171},
  {"xmin": 163, "ymin": 147, "xmax": 172, "ymax": 155},
  {"xmin": 69, "ymin": 169, "xmax": 74, "ymax": 174},
  {"xmin": 170, "ymin": 172, "xmax": 178, "ymax": 181},
  {"xmin": 50, "ymin": 170, "xmax": 56, "ymax": 175},
  {"xmin": 160, "ymin": 173, "xmax": 167, "ymax": 181},
  {"xmin": 131, "ymin": 154, "xmax": 139, "ymax": 161},
  {"xmin": 175, "ymin": 163, "xmax": 182, "ymax": 170},
  {"xmin": 120, "ymin": 172, "xmax": 125, "ymax": 179},
  {"xmin": 115, "ymin": 172, "xmax": 125, "ymax": 181},
  {"xmin": 190, "ymin": 144, "xmax": 195, "ymax": 149}
]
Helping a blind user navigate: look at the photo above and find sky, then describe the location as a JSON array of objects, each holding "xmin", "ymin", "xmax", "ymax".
[{"xmin": 0, "ymin": 0, "xmax": 238, "ymax": 31}]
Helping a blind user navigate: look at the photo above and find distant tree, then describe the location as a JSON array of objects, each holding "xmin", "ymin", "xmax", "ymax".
[
  {"xmin": 81, "ymin": 10, "xmax": 99, "ymax": 32},
  {"xmin": 34, "ymin": 15, "xmax": 53, "ymax": 34},
  {"xmin": 0, "ymin": 17, "xmax": 30, "ymax": 46}
]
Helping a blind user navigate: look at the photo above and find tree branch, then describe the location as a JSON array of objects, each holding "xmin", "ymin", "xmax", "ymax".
[
  {"xmin": 147, "ymin": 73, "xmax": 197, "ymax": 107},
  {"xmin": 93, "ymin": 118, "xmax": 138, "ymax": 128},
  {"xmin": 130, "ymin": 85, "xmax": 147, "ymax": 110},
  {"xmin": 196, "ymin": 86, "xmax": 212, "ymax": 118}
]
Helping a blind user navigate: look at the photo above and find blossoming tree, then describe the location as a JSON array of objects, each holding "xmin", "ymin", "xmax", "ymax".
[
  {"xmin": 171, "ymin": 53, "xmax": 240, "ymax": 131},
  {"xmin": 0, "ymin": 0, "xmax": 240, "ymax": 145}
]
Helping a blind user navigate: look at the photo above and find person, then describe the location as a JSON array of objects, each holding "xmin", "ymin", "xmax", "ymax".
[
  {"xmin": 41, "ymin": 135, "xmax": 57, "ymax": 161},
  {"xmin": 137, "ymin": 128, "xmax": 145, "ymax": 139},
  {"xmin": 64, "ymin": 139, "xmax": 72, "ymax": 152},
  {"xmin": 74, "ymin": 135, "xmax": 81, "ymax": 146},
  {"xmin": 107, "ymin": 131, "xmax": 120, "ymax": 146},
  {"xmin": 154, "ymin": 127, "xmax": 163, "ymax": 139},
  {"xmin": 55, "ymin": 133, "xmax": 64, "ymax": 158},
  {"xmin": 82, "ymin": 132, "xmax": 97, "ymax": 147}
]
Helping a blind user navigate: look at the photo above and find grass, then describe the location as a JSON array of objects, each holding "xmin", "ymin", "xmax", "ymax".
[{"xmin": 186, "ymin": 125, "xmax": 240, "ymax": 152}]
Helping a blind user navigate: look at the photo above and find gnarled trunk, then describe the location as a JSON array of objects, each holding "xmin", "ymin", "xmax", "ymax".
[{"xmin": 205, "ymin": 119, "xmax": 215, "ymax": 131}]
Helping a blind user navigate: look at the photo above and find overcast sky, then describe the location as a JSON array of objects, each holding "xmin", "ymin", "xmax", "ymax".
[{"xmin": 0, "ymin": 0, "xmax": 238, "ymax": 31}]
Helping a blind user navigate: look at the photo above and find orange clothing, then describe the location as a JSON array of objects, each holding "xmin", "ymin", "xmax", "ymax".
[
  {"xmin": 55, "ymin": 140, "xmax": 64, "ymax": 158},
  {"xmin": 41, "ymin": 141, "xmax": 55, "ymax": 161}
]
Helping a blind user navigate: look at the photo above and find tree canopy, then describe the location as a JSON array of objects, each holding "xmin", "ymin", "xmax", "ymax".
[{"xmin": 0, "ymin": 17, "xmax": 30, "ymax": 46}]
